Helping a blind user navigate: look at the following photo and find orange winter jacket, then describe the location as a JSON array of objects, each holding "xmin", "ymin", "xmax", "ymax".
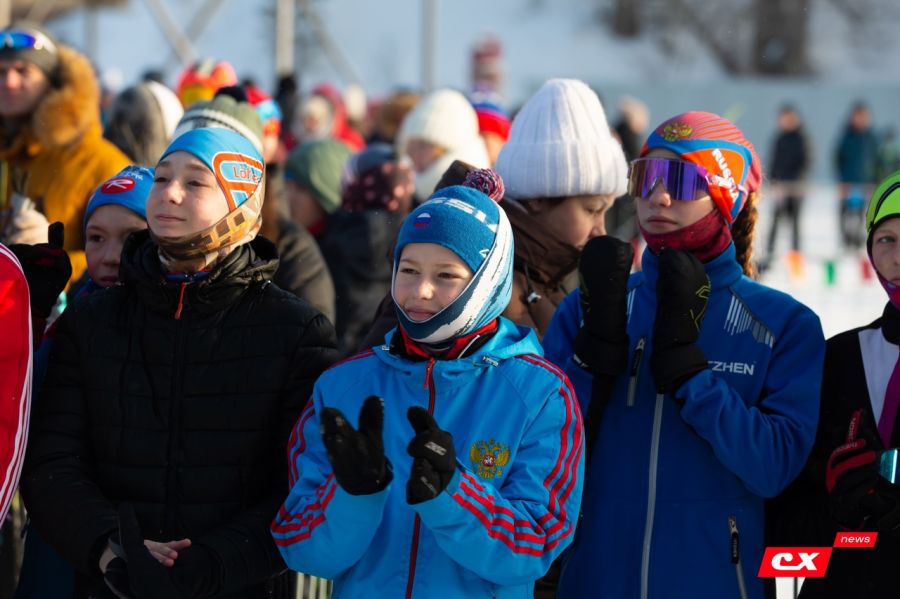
[{"xmin": 0, "ymin": 46, "xmax": 129, "ymax": 285}]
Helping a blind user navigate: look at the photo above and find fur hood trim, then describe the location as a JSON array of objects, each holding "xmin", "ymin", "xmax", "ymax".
[{"xmin": 29, "ymin": 46, "xmax": 101, "ymax": 149}]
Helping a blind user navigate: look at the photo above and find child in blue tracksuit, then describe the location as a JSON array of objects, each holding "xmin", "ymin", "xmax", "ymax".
[
  {"xmin": 543, "ymin": 112, "xmax": 825, "ymax": 599},
  {"xmin": 272, "ymin": 185, "xmax": 585, "ymax": 598}
]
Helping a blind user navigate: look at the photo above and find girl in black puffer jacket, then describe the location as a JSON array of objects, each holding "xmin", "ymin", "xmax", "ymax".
[{"xmin": 21, "ymin": 128, "xmax": 337, "ymax": 599}]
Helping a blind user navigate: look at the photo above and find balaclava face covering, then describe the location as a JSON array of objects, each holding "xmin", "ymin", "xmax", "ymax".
[
  {"xmin": 151, "ymin": 128, "xmax": 265, "ymax": 273},
  {"xmin": 867, "ymin": 173, "xmax": 900, "ymax": 309},
  {"xmin": 392, "ymin": 184, "xmax": 514, "ymax": 345},
  {"xmin": 638, "ymin": 111, "xmax": 762, "ymax": 259}
]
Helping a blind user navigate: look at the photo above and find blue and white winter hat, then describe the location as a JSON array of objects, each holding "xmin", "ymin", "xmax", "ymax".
[
  {"xmin": 84, "ymin": 165, "xmax": 153, "ymax": 229},
  {"xmin": 392, "ymin": 184, "xmax": 514, "ymax": 344}
]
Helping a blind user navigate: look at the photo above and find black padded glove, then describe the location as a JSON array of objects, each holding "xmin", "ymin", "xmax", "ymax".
[
  {"xmin": 572, "ymin": 235, "xmax": 634, "ymax": 378},
  {"xmin": 650, "ymin": 249, "xmax": 710, "ymax": 394},
  {"xmin": 406, "ymin": 407, "xmax": 456, "ymax": 504},
  {"xmin": 826, "ymin": 410, "xmax": 900, "ymax": 532},
  {"xmin": 104, "ymin": 504, "xmax": 219, "ymax": 599},
  {"xmin": 321, "ymin": 396, "xmax": 393, "ymax": 495},
  {"xmin": 9, "ymin": 221, "xmax": 72, "ymax": 318}
]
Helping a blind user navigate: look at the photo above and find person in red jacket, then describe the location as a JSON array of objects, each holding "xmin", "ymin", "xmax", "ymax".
[{"xmin": 0, "ymin": 243, "xmax": 31, "ymax": 526}]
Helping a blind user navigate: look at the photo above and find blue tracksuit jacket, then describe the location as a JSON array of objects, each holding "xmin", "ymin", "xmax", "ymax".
[
  {"xmin": 543, "ymin": 244, "xmax": 824, "ymax": 599},
  {"xmin": 272, "ymin": 318, "xmax": 584, "ymax": 598}
]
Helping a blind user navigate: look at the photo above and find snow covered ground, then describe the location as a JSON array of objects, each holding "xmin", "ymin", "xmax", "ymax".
[{"xmin": 755, "ymin": 183, "xmax": 885, "ymax": 339}]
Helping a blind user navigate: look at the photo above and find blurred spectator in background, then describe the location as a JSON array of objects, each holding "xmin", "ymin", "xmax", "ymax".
[
  {"xmin": 174, "ymin": 58, "xmax": 237, "ymax": 108},
  {"xmin": 274, "ymin": 74, "xmax": 299, "ymax": 146},
  {"xmin": 876, "ymin": 126, "xmax": 900, "ymax": 182},
  {"xmin": 319, "ymin": 143, "xmax": 414, "ymax": 357},
  {"xmin": 103, "ymin": 80, "xmax": 184, "ymax": 166},
  {"xmin": 343, "ymin": 83, "xmax": 368, "ymax": 139},
  {"xmin": 397, "ymin": 88, "xmax": 490, "ymax": 203},
  {"xmin": 244, "ymin": 79, "xmax": 287, "ymax": 163},
  {"xmin": 613, "ymin": 95, "xmax": 649, "ymax": 161},
  {"xmin": 0, "ymin": 22, "xmax": 129, "ymax": 285},
  {"xmin": 284, "ymin": 138, "xmax": 352, "ymax": 243},
  {"xmin": 470, "ymin": 93, "xmax": 511, "ymax": 166},
  {"xmin": 607, "ymin": 95, "xmax": 650, "ymax": 246},
  {"xmin": 368, "ymin": 89, "xmax": 419, "ymax": 147},
  {"xmin": 835, "ymin": 101, "xmax": 879, "ymax": 252},
  {"xmin": 291, "ymin": 83, "xmax": 366, "ymax": 151},
  {"xmin": 762, "ymin": 104, "xmax": 810, "ymax": 277}
]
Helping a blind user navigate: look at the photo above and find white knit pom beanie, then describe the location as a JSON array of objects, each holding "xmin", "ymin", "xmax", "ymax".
[
  {"xmin": 397, "ymin": 88, "xmax": 490, "ymax": 199},
  {"xmin": 495, "ymin": 78, "xmax": 627, "ymax": 200},
  {"xmin": 397, "ymin": 89, "xmax": 480, "ymax": 154}
]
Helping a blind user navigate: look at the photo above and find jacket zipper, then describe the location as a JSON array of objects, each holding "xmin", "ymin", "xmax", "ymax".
[
  {"xmin": 729, "ymin": 515, "xmax": 749, "ymax": 599},
  {"xmin": 627, "ymin": 337, "xmax": 645, "ymax": 407},
  {"xmin": 164, "ymin": 301, "xmax": 189, "ymax": 535},
  {"xmin": 640, "ymin": 393, "xmax": 664, "ymax": 599},
  {"xmin": 406, "ymin": 358, "xmax": 437, "ymax": 599}
]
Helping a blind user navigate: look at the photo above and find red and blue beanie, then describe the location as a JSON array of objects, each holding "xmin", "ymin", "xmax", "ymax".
[
  {"xmin": 641, "ymin": 111, "xmax": 762, "ymax": 224},
  {"xmin": 392, "ymin": 185, "xmax": 514, "ymax": 344},
  {"xmin": 85, "ymin": 165, "xmax": 152, "ymax": 230},
  {"xmin": 244, "ymin": 83, "xmax": 282, "ymax": 138},
  {"xmin": 472, "ymin": 100, "xmax": 511, "ymax": 141},
  {"xmin": 159, "ymin": 128, "xmax": 264, "ymax": 212}
]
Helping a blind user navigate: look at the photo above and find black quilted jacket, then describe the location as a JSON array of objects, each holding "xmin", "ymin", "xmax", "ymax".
[{"xmin": 21, "ymin": 230, "xmax": 337, "ymax": 597}]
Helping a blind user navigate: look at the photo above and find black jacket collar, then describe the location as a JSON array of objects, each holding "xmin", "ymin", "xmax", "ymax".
[{"xmin": 120, "ymin": 230, "xmax": 280, "ymax": 317}]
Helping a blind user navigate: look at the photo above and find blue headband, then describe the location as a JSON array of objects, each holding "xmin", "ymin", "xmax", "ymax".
[
  {"xmin": 84, "ymin": 165, "xmax": 152, "ymax": 230},
  {"xmin": 159, "ymin": 128, "xmax": 264, "ymax": 212}
]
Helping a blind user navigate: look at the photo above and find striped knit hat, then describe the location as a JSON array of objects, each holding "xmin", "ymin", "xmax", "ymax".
[{"xmin": 641, "ymin": 111, "xmax": 762, "ymax": 224}]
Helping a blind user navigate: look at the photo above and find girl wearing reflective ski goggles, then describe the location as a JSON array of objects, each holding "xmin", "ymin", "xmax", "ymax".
[
  {"xmin": 630, "ymin": 150, "xmax": 722, "ymax": 233},
  {"xmin": 627, "ymin": 154, "xmax": 748, "ymax": 203}
]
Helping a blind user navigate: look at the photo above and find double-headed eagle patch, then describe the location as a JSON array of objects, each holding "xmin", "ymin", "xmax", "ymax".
[{"xmin": 470, "ymin": 439, "xmax": 510, "ymax": 479}]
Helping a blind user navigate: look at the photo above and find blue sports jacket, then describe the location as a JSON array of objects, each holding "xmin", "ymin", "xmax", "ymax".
[
  {"xmin": 543, "ymin": 244, "xmax": 824, "ymax": 599},
  {"xmin": 272, "ymin": 318, "xmax": 584, "ymax": 598}
]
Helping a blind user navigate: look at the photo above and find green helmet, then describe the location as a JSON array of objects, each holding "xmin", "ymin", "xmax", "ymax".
[{"xmin": 867, "ymin": 171, "xmax": 900, "ymax": 244}]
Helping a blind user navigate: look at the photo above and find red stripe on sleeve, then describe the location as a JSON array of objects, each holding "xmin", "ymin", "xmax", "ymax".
[
  {"xmin": 447, "ymin": 355, "xmax": 582, "ymax": 555},
  {"xmin": 271, "ymin": 475, "xmax": 337, "ymax": 545}
]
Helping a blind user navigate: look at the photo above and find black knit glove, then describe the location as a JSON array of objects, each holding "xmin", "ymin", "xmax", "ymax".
[
  {"xmin": 321, "ymin": 396, "xmax": 393, "ymax": 495},
  {"xmin": 650, "ymin": 249, "xmax": 710, "ymax": 394},
  {"xmin": 9, "ymin": 221, "xmax": 72, "ymax": 318},
  {"xmin": 104, "ymin": 504, "xmax": 220, "ymax": 599},
  {"xmin": 827, "ymin": 410, "xmax": 900, "ymax": 532},
  {"xmin": 572, "ymin": 236, "xmax": 633, "ymax": 378},
  {"xmin": 406, "ymin": 407, "xmax": 456, "ymax": 504}
]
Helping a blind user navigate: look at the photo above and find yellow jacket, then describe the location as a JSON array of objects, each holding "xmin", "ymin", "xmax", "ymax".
[{"xmin": 0, "ymin": 46, "xmax": 130, "ymax": 284}]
